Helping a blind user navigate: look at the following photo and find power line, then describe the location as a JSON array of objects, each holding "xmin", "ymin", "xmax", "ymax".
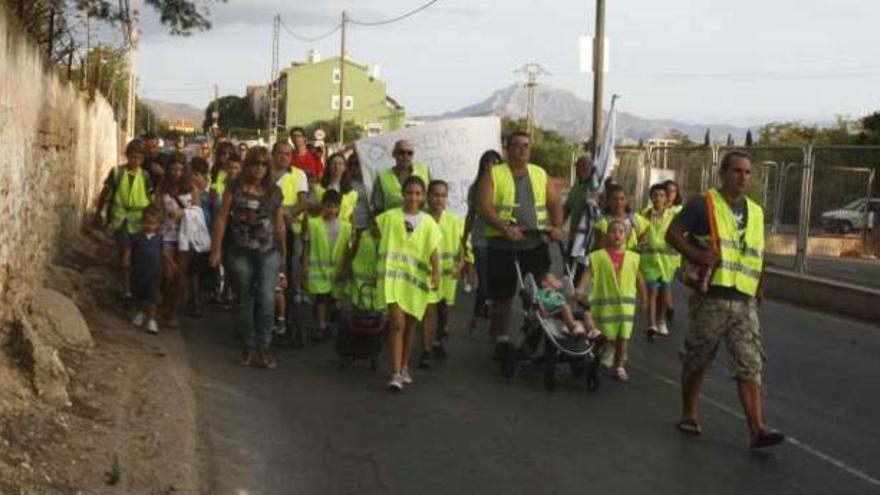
[
  {"xmin": 279, "ymin": 18, "xmax": 341, "ymax": 42},
  {"xmin": 349, "ymin": 0, "xmax": 441, "ymax": 26}
]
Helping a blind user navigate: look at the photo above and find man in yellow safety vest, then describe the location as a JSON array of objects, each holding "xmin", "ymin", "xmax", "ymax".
[
  {"xmin": 476, "ymin": 131, "xmax": 564, "ymax": 362},
  {"xmin": 371, "ymin": 139, "xmax": 430, "ymax": 214},
  {"xmin": 666, "ymin": 150, "xmax": 785, "ymax": 449}
]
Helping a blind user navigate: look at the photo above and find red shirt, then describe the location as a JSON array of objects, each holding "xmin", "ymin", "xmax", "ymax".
[
  {"xmin": 291, "ymin": 150, "xmax": 324, "ymax": 180},
  {"xmin": 606, "ymin": 248, "xmax": 625, "ymax": 276}
]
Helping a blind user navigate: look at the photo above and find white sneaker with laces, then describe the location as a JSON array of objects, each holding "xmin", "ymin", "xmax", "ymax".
[
  {"xmin": 401, "ymin": 367, "xmax": 413, "ymax": 385},
  {"xmin": 657, "ymin": 321, "xmax": 670, "ymax": 336},
  {"xmin": 616, "ymin": 366, "xmax": 629, "ymax": 381},
  {"xmin": 388, "ymin": 374, "xmax": 404, "ymax": 392},
  {"xmin": 132, "ymin": 312, "xmax": 146, "ymax": 327},
  {"xmin": 145, "ymin": 319, "xmax": 159, "ymax": 335}
]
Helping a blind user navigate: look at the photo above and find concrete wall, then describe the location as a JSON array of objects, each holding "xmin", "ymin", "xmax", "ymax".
[{"xmin": 0, "ymin": 5, "xmax": 119, "ymax": 321}]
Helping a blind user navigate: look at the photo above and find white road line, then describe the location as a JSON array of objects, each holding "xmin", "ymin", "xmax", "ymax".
[{"xmin": 629, "ymin": 362, "xmax": 880, "ymax": 488}]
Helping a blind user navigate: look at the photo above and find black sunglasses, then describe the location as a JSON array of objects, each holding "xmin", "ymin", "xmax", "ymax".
[{"xmin": 396, "ymin": 150, "xmax": 414, "ymax": 156}]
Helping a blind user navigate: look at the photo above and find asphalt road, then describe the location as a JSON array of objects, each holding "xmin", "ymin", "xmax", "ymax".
[
  {"xmin": 766, "ymin": 254, "xmax": 880, "ymax": 288},
  {"xmin": 182, "ymin": 287, "xmax": 880, "ymax": 495}
]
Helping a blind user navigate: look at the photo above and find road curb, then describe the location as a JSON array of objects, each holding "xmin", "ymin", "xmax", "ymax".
[{"xmin": 765, "ymin": 267, "xmax": 880, "ymax": 325}]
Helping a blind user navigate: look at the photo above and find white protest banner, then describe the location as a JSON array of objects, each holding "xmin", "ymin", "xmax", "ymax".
[{"xmin": 354, "ymin": 117, "xmax": 502, "ymax": 216}]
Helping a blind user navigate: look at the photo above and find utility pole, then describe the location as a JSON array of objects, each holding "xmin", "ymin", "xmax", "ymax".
[
  {"xmin": 268, "ymin": 14, "xmax": 280, "ymax": 145},
  {"xmin": 212, "ymin": 84, "xmax": 220, "ymax": 139},
  {"xmin": 337, "ymin": 10, "xmax": 348, "ymax": 146},
  {"xmin": 591, "ymin": 0, "xmax": 606, "ymax": 158},
  {"xmin": 123, "ymin": 0, "xmax": 138, "ymax": 142},
  {"xmin": 515, "ymin": 63, "xmax": 548, "ymax": 139}
]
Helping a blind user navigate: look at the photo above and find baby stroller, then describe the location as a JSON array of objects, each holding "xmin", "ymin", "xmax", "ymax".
[
  {"xmin": 500, "ymin": 242, "xmax": 602, "ymax": 391},
  {"xmin": 336, "ymin": 281, "xmax": 386, "ymax": 369}
]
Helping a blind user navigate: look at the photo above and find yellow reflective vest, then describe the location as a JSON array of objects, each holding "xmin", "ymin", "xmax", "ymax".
[
  {"xmin": 306, "ymin": 217, "xmax": 352, "ymax": 296},
  {"xmin": 697, "ymin": 189, "xmax": 764, "ymax": 297},
  {"xmin": 212, "ymin": 170, "xmax": 228, "ymax": 198},
  {"xmin": 486, "ymin": 163, "xmax": 548, "ymax": 237},
  {"xmin": 639, "ymin": 208, "xmax": 678, "ymax": 283},
  {"xmin": 109, "ymin": 166, "xmax": 152, "ymax": 234},
  {"xmin": 376, "ymin": 209, "xmax": 441, "ymax": 320},
  {"xmin": 427, "ymin": 210, "xmax": 465, "ymax": 305},
  {"xmin": 314, "ymin": 183, "xmax": 359, "ymax": 224},
  {"xmin": 589, "ymin": 249, "xmax": 641, "ymax": 340},
  {"xmin": 347, "ymin": 230, "xmax": 383, "ymax": 311},
  {"xmin": 277, "ymin": 169, "xmax": 306, "ymax": 233},
  {"xmin": 378, "ymin": 165, "xmax": 430, "ymax": 211}
]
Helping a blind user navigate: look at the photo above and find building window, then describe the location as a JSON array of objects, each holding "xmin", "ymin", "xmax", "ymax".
[
  {"xmin": 366, "ymin": 123, "xmax": 382, "ymax": 136},
  {"xmin": 332, "ymin": 68, "xmax": 341, "ymax": 84},
  {"xmin": 331, "ymin": 95, "xmax": 340, "ymax": 110},
  {"xmin": 343, "ymin": 96, "xmax": 354, "ymax": 110}
]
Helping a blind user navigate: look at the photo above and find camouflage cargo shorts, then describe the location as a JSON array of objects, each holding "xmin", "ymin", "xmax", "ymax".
[{"xmin": 680, "ymin": 292, "xmax": 765, "ymax": 384}]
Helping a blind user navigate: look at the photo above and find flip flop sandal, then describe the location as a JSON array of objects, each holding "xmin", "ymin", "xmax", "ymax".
[
  {"xmin": 676, "ymin": 419, "xmax": 703, "ymax": 436},
  {"xmin": 751, "ymin": 430, "xmax": 785, "ymax": 449}
]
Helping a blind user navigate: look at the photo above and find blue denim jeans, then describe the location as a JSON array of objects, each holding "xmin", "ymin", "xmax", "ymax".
[{"xmin": 227, "ymin": 248, "xmax": 281, "ymax": 353}]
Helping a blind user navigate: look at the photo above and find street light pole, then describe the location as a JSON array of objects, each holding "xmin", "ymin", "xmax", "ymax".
[
  {"xmin": 591, "ymin": 0, "xmax": 606, "ymax": 158},
  {"xmin": 337, "ymin": 10, "xmax": 348, "ymax": 147}
]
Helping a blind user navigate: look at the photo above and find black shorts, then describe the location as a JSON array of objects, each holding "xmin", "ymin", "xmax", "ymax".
[{"xmin": 487, "ymin": 244, "xmax": 551, "ymax": 302}]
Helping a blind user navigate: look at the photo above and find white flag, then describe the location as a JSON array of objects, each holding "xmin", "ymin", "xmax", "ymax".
[{"xmin": 592, "ymin": 94, "xmax": 619, "ymax": 190}]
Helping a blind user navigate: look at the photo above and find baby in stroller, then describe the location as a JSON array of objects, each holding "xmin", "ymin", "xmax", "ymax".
[{"xmin": 535, "ymin": 273, "xmax": 602, "ymax": 341}]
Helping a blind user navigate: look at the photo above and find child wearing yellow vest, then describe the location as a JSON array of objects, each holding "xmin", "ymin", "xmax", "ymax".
[
  {"xmin": 313, "ymin": 153, "xmax": 359, "ymax": 225},
  {"xmin": 302, "ymin": 190, "xmax": 352, "ymax": 340},
  {"xmin": 375, "ymin": 176, "xmax": 441, "ymax": 392},
  {"xmin": 594, "ymin": 184, "xmax": 649, "ymax": 251},
  {"xmin": 342, "ymin": 226, "xmax": 383, "ymax": 311},
  {"xmin": 587, "ymin": 219, "xmax": 646, "ymax": 382},
  {"xmin": 420, "ymin": 180, "xmax": 466, "ymax": 368},
  {"xmin": 641, "ymin": 183, "xmax": 677, "ymax": 338}
]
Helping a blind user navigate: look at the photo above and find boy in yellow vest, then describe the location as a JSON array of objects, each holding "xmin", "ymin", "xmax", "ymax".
[
  {"xmin": 587, "ymin": 219, "xmax": 646, "ymax": 382},
  {"xmin": 95, "ymin": 138, "xmax": 154, "ymax": 302},
  {"xmin": 641, "ymin": 183, "xmax": 677, "ymax": 338},
  {"xmin": 421, "ymin": 180, "xmax": 465, "ymax": 368},
  {"xmin": 302, "ymin": 190, "xmax": 352, "ymax": 340}
]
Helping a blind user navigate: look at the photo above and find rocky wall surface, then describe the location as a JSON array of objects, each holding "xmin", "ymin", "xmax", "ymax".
[{"xmin": 0, "ymin": 4, "xmax": 119, "ymax": 322}]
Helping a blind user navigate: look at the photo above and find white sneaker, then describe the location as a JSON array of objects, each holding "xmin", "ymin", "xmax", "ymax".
[
  {"xmin": 388, "ymin": 374, "xmax": 404, "ymax": 392},
  {"xmin": 401, "ymin": 367, "xmax": 413, "ymax": 385},
  {"xmin": 132, "ymin": 312, "xmax": 145, "ymax": 327},
  {"xmin": 586, "ymin": 327, "xmax": 603, "ymax": 340},
  {"xmin": 616, "ymin": 366, "xmax": 629, "ymax": 381},
  {"xmin": 273, "ymin": 320, "xmax": 286, "ymax": 335},
  {"xmin": 145, "ymin": 319, "xmax": 159, "ymax": 335},
  {"xmin": 657, "ymin": 321, "xmax": 670, "ymax": 336}
]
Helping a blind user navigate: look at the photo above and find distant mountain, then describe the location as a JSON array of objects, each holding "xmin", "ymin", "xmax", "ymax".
[
  {"xmin": 432, "ymin": 84, "xmax": 751, "ymax": 144},
  {"xmin": 142, "ymin": 98, "xmax": 204, "ymax": 126}
]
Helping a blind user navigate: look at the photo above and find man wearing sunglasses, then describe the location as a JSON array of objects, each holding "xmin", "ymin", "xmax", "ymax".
[{"xmin": 371, "ymin": 139, "xmax": 431, "ymax": 214}]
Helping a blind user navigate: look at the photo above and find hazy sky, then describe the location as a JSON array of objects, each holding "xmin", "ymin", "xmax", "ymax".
[{"xmin": 137, "ymin": 0, "xmax": 880, "ymax": 126}]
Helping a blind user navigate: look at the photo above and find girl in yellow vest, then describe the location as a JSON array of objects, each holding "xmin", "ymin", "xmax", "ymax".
[
  {"xmin": 375, "ymin": 176, "xmax": 441, "ymax": 392},
  {"xmin": 587, "ymin": 219, "xmax": 646, "ymax": 381},
  {"xmin": 663, "ymin": 179, "xmax": 684, "ymax": 324},
  {"xmin": 95, "ymin": 138, "xmax": 154, "ymax": 302},
  {"xmin": 312, "ymin": 153, "xmax": 359, "ymax": 225},
  {"xmin": 302, "ymin": 190, "xmax": 352, "ymax": 340},
  {"xmin": 641, "ymin": 183, "xmax": 677, "ymax": 338},
  {"xmin": 420, "ymin": 180, "xmax": 466, "ymax": 368},
  {"xmin": 594, "ymin": 184, "xmax": 649, "ymax": 251}
]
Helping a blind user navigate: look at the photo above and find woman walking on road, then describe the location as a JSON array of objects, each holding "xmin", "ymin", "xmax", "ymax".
[{"xmin": 210, "ymin": 146, "xmax": 287, "ymax": 369}]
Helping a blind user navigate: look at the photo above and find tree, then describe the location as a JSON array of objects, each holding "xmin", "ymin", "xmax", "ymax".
[
  {"xmin": 745, "ymin": 129, "xmax": 754, "ymax": 146},
  {"xmin": 663, "ymin": 129, "xmax": 694, "ymax": 146},
  {"xmin": 857, "ymin": 111, "xmax": 880, "ymax": 144},
  {"xmin": 726, "ymin": 134, "xmax": 734, "ymax": 146},
  {"xmin": 73, "ymin": 0, "xmax": 226, "ymax": 35},
  {"xmin": 703, "ymin": 129, "xmax": 711, "ymax": 146},
  {"xmin": 136, "ymin": 98, "xmax": 167, "ymax": 136},
  {"xmin": 203, "ymin": 95, "xmax": 256, "ymax": 133}
]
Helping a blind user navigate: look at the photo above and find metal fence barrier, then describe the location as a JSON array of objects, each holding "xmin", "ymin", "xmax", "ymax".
[{"xmin": 610, "ymin": 145, "xmax": 880, "ymax": 289}]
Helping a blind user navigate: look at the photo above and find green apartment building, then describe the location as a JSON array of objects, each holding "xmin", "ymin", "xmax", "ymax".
[{"xmin": 283, "ymin": 52, "xmax": 405, "ymax": 136}]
